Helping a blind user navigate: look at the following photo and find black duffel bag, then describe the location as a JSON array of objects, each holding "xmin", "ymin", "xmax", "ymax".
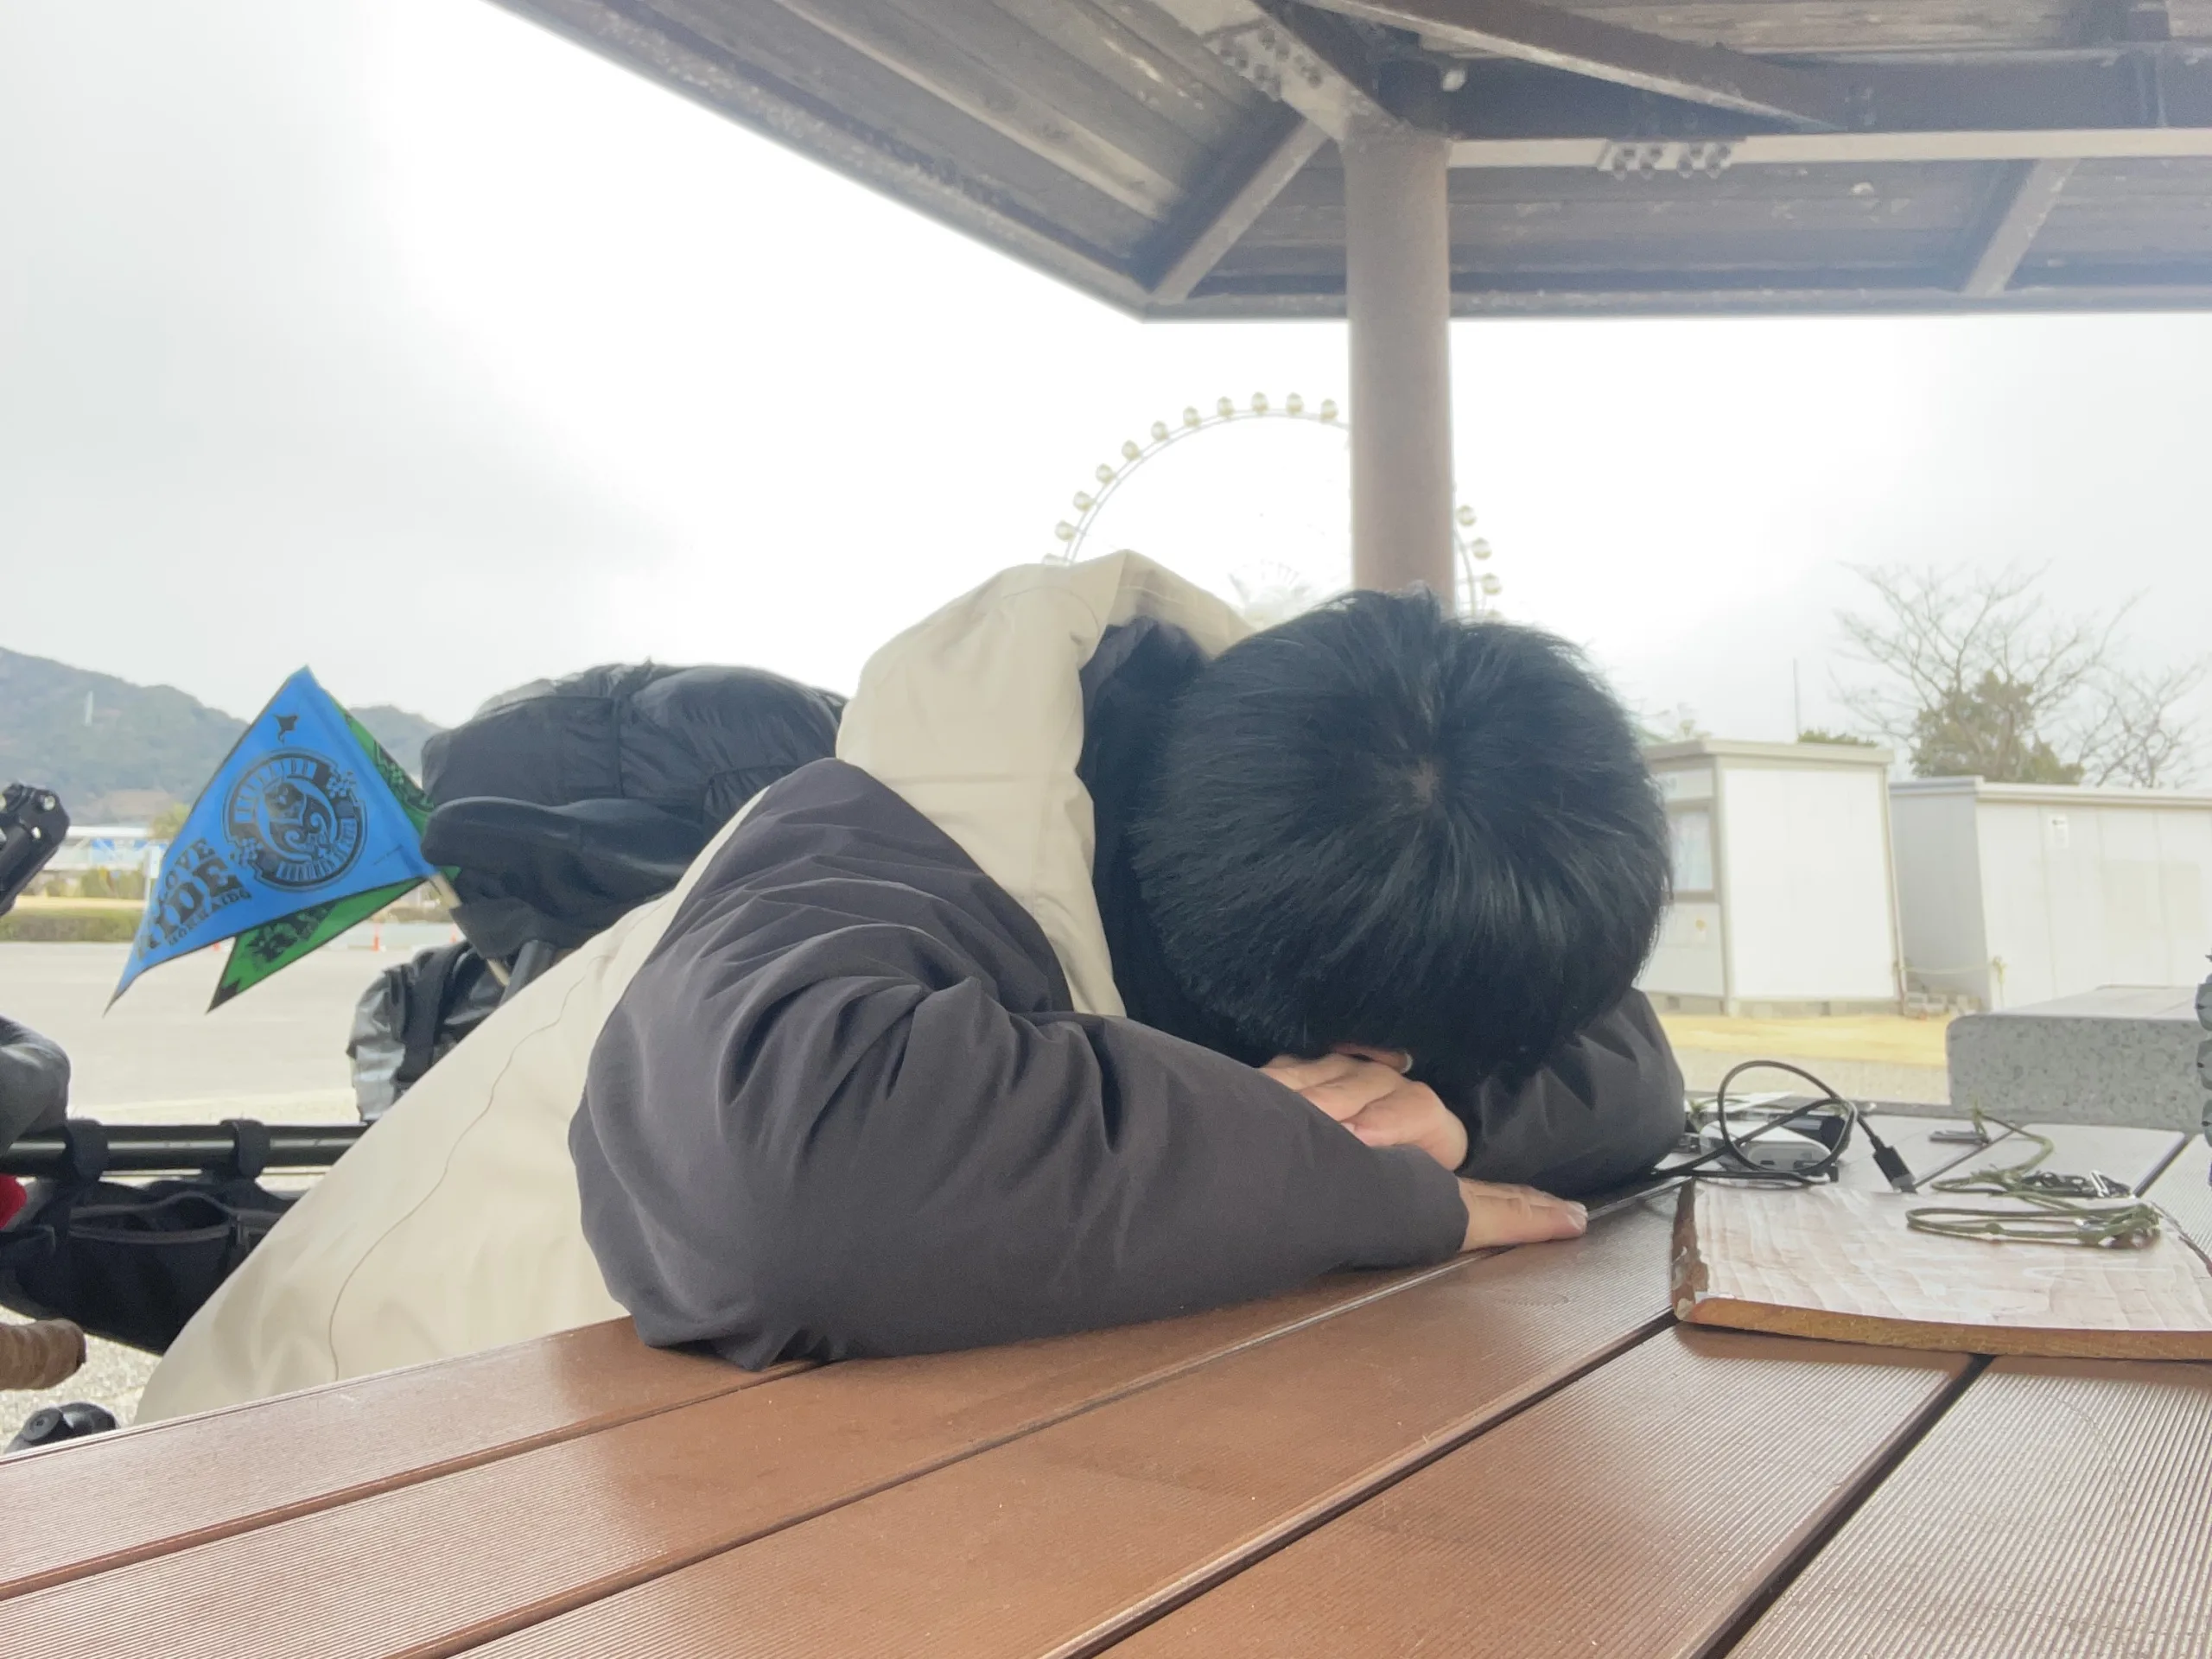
[
  {"xmin": 0, "ymin": 1120, "xmax": 295, "ymax": 1353},
  {"xmin": 422, "ymin": 663, "xmax": 844, "ymax": 963},
  {"xmin": 347, "ymin": 940, "xmax": 505, "ymax": 1122},
  {"xmin": 342, "ymin": 663, "xmax": 847, "ymax": 1119}
]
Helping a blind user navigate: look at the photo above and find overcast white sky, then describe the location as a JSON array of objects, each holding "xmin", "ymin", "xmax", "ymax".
[{"xmin": 4, "ymin": 0, "xmax": 2209, "ymax": 750}]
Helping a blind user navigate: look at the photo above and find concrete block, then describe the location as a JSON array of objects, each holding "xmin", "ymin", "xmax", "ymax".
[{"xmin": 1948, "ymin": 986, "xmax": 2204, "ymax": 1133}]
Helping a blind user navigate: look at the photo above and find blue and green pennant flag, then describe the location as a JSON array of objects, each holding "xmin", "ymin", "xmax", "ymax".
[
  {"xmin": 117, "ymin": 669, "xmax": 439, "ymax": 1008},
  {"xmin": 211, "ymin": 706, "xmax": 437, "ymax": 1008}
]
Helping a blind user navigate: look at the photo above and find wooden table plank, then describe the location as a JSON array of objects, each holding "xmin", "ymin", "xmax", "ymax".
[
  {"xmin": 0, "ymin": 1258, "xmax": 1465, "ymax": 1657},
  {"xmin": 459, "ymin": 1201, "xmax": 1681, "ymax": 1659},
  {"xmin": 1677, "ymin": 1117, "xmax": 2177, "ymax": 1197},
  {"xmin": 1660, "ymin": 1116, "xmax": 2014, "ymax": 1196},
  {"xmin": 2145, "ymin": 1133, "xmax": 2211, "ymax": 1250},
  {"xmin": 0, "ymin": 1319, "xmax": 772, "ymax": 1599},
  {"xmin": 1109, "ymin": 1328, "xmax": 1967, "ymax": 1659},
  {"xmin": 1935, "ymin": 1122, "xmax": 2183, "ymax": 1193},
  {"xmin": 1855, "ymin": 1116, "xmax": 2001, "ymax": 1192},
  {"xmin": 1733, "ymin": 1356, "xmax": 2212, "ymax": 1656},
  {"xmin": 1673, "ymin": 1181, "xmax": 2212, "ymax": 1360},
  {"xmin": 1775, "ymin": 1118, "xmax": 2177, "ymax": 1196}
]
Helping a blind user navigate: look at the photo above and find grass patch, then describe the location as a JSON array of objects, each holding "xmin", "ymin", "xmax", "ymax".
[
  {"xmin": 1658, "ymin": 1013, "xmax": 1951, "ymax": 1071},
  {"xmin": 0, "ymin": 907, "xmax": 140, "ymax": 943}
]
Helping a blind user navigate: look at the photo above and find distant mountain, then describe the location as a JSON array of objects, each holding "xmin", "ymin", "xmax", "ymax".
[
  {"xmin": 0, "ymin": 648, "xmax": 246, "ymax": 822},
  {"xmin": 0, "ymin": 648, "xmax": 442, "ymax": 823},
  {"xmin": 353, "ymin": 705, "xmax": 441, "ymax": 776}
]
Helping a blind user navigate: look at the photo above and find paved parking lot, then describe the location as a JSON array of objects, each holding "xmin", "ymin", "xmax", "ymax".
[
  {"xmin": 0, "ymin": 932, "xmax": 452, "ymax": 1120},
  {"xmin": 1, "ymin": 933, "xmax": 443, "ymax": 1427}
]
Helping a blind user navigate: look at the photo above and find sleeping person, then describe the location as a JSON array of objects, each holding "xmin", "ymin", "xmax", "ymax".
[{"xmin": 140, "ymin": 554, "xmax": 1681, "ymax": 1414}]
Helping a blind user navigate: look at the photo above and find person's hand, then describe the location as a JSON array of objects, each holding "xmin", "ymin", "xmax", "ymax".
[
  {"xmin": 1261, "ymin": 1045, "xmax": 1468, "ymax": 1172},
  {"xmin": 1262, "ymin": 1046, "xmax": 1588, "ymax": 1249},
  {"xmin": 1454, "ymin": 1179, "xmax": 1587, "ymax": 1252}
]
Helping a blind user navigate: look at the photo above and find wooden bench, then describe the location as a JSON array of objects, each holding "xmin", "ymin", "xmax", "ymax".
[{"xmin": 2, "ymin": 1121, "xmax": 2202, "ymax": 1657}]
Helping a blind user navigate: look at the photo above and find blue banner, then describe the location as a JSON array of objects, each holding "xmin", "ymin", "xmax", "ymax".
[{"xmin": 114, "ymin": 668, "xmax": 437, "ymax": 1003}]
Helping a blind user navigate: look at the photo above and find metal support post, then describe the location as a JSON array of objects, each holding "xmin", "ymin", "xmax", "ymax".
[{"xmin": 1342, "ymin": 113, "xmax": 1455, "ymax": 596}]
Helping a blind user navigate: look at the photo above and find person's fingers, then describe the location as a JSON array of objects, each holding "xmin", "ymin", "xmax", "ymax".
[
  {"xmin": 1264, "ymin": 1058, "xmax": 1462, "ymax": 1165},
  {"xmin": 1288, "ymin": 1068, "xmax": 1403, "ymax": 1124},
  {"xmin": 1457, "ymin": 1180, "xmax": 1587, "ymax": 1251},
  {"xmin": 1262, "ymin": 1053, "xmax": 1399, "ymax": 1122},
  {"xmin": 1262, "ymin": 1052, "xmax": 1363, "ymax": 1090},
  {"xmin": 1331, "ymin": 1042, "xmax": 1413, "ymax": 1075},
  {"xmin": 1340, "ymin": 1090, "xmax": 1470, "ymax": 1171}
]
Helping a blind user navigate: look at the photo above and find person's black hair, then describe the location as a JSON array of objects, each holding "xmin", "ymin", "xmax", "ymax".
[{"xmin": 1129, "ymin": 588, "xmax": 1668, "ymax": 1086}]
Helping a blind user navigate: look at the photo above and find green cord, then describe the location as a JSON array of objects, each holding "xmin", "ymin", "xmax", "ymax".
[{"xmin": 1904, "ymin": 1110, "xmax": 2163, "ymax": 1250}]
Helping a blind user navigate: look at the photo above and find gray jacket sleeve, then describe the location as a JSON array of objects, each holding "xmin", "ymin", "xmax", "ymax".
[
  {"xmin": 573, "ymin": 762, "xmax": 1468, "ymax": 1369},
  {"xmin": 1447, "ymin": 990, "xmax": 1686, "ymax": 1196},
  {"xmin": 0, "ymin": 1016, "xmax": 69, "ymax": 1152}
]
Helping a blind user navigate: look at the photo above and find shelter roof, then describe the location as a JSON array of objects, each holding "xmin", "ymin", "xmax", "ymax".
[
  {"xmin": 494, "ymin": 0, "xmax": 2212, "ymax": 315},
  {"xmin": 1646, "ymin": 738, "xmax": 1897, "ymax": 767},
  {"xmin": 1891, "ymin": 775, "xmax": 2212, "ymax": 807}
]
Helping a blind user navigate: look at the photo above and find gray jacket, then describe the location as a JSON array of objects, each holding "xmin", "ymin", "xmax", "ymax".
[{"xmin": 575, "ymin": 702, "xmax": 1681, "ymax": 1368}]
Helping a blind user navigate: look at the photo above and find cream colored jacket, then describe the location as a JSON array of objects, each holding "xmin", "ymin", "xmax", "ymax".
[{"xmin": 138, "ymin": 555, "xmax": 1246, "ymax": 1421}]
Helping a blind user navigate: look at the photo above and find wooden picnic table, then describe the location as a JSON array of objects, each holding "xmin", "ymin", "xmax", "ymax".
[{"xmin": 2, "ymin": 1118, "xmax": 2205, "ymax": 1658}]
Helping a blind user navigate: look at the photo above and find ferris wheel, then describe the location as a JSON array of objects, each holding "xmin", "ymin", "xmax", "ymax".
[{"xmin": 1049, "ymin": 393, "xmax": 1501, "ymax": 617}]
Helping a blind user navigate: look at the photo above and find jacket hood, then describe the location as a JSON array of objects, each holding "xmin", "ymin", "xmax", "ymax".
[{"xmin": 836, "ymin": 553, "xmax": 1249, "ymax": 1016}]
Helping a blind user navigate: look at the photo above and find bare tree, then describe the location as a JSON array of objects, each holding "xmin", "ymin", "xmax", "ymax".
[
  {"xmin": 2074, "ymin": 661, "xmax": 2207, "ymax": 788},
  {"xmin": 1835, "ymin": 563, "xmax": 2203, "ymax": 787},
  {"xmin": 1637, "ymin": 703, "xmax": 1708, "ymax": 746}
]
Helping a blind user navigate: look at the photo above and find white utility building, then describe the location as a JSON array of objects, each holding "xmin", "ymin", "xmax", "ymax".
[
  {"xmin": 1639, "ymin": 740, "xmax": 1903, "ymax": 1016},
  {"xmin": 47, "ymin": 825, "xmax": 164, "ymax": 877},
  {"xmin": 1890, "ymin": 778, "xmax": 2212, "ymax": 1010}
]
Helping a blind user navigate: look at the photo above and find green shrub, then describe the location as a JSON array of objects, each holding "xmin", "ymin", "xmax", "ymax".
[{"xmin": 0, "ymin": 910, "xmax": 140, "ymax": 944}]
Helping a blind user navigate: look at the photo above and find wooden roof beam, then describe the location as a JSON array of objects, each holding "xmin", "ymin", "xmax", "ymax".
[
  {"xmin": 490, "ymin": 0, "xmax": 1158, "ymax": 312},
  {"xmin": 1448, "ymin": 127, "xmax": 2212, "ymax": 168},
  {"xmin": 1142, "ymin": 105, "xmax": 1329, "ymax": 303},
  {"xmin": 1960, "ymin": 158, "xmax": 2078, "ymax": 297},
  {"xmin": 1435, "ymin": 47, "xmax": 2212, "ymax": 153},
  {"xmin": 770, "ymin": 0, "xmax": 1186, "ymax": 217},
  {"xmin": 1168, "ymin": 277, "xmax": 2212, "ymax": 320},
  {"xmin": 1296, "ymin": 0, "xmax": 1853, "ymax": 130},
  {"xmin": 1148, "ymin": 0, "xmax": 1393, "ymax": 141}
]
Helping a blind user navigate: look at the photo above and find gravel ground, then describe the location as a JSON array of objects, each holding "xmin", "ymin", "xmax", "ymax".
[
  {"xmin": 1, "ymin": 1317, "xmax": 158, "ymax": 1428},
  {"xmin": 1672, "ymin": 1046, "xmax": 1949, "ymax": 1106},
  {"xmin": 1660, "ymin": 1012, "xmax": 1951, "ymax": 1106}
]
